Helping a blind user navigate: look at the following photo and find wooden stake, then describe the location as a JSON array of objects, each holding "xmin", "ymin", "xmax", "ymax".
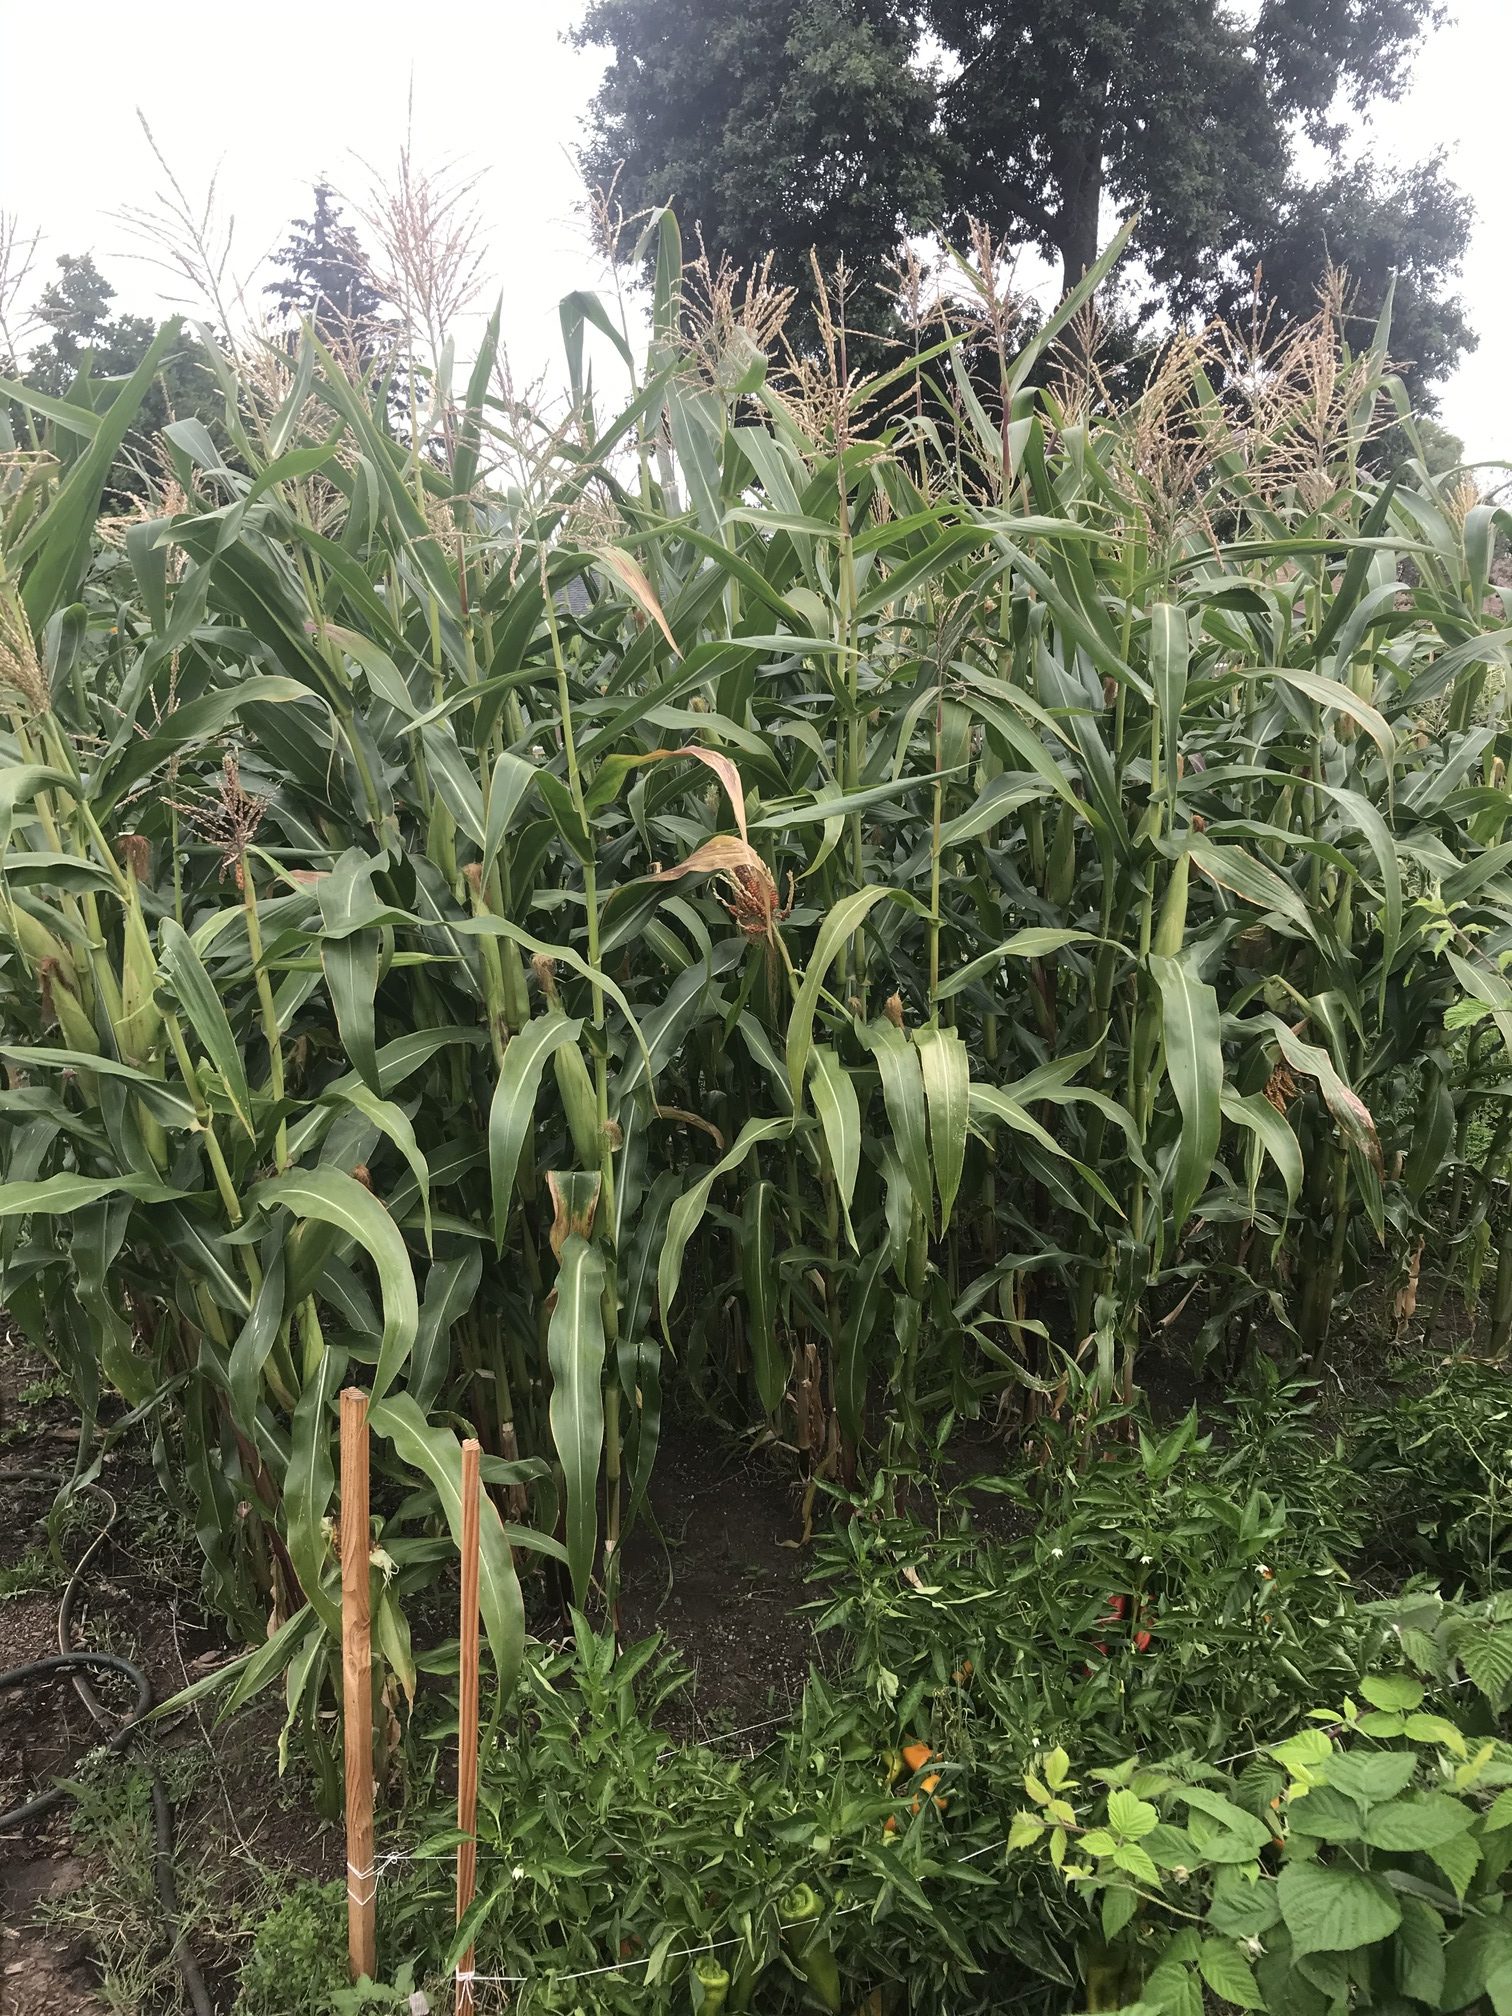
[
  {"xmin": 340, "ymin": 1387, "xmax": 376, "ymax": 1982},
  {"xmin": 455, "ymin": 1437, "xmax": 483, "ymax": 2016}
]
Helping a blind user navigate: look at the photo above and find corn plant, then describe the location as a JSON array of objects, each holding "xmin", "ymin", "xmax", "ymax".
[{"xmin": 0, "ymin": 210, "xmax": 1509, "ymax": 1741}]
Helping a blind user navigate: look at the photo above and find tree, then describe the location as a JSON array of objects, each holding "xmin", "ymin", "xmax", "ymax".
[
  {"xmin": 573, "ymin": 0, "xmax": 945, "ymax": 346},
  {"xmin": 928, "ymin": 0, "xmax": 1443, "ymax": 299},
  {"xmin": 576, "ymin": 0, "xmax": 1473, "ymax": 398},
  {"xmin": 1231, "ymin": 154, "xmax": 1474, "ymax": 406},
  {"xmin": 265, "ymin": 181, "xmax": 385, "ymax": 355},
  {"xmin": 16, "ymin": 253, "xmax": 217, "ymax": 502},
  {"xmin": 27, "ymin": 253, "xmax": 159, "ymax": 397}
]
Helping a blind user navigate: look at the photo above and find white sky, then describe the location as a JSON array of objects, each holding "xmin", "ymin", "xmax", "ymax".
[{"xmin": 1, "ymin": 0, "xmax": 1507, "ymax": 465}]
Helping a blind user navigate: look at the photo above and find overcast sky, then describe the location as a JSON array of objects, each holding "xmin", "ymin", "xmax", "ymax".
[{"xmin": 1, "ymin": 0, "xmax": 1507, "ymax": 466}]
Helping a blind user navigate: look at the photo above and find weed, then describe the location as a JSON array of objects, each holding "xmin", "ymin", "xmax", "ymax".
[
  {"xmin": 0, "ymin": 1542, "xmax": 55, "ymax": 1600},
  {"xmin": 234, "ymin": 1879, "xmax": 350, "ymax": 2016}
]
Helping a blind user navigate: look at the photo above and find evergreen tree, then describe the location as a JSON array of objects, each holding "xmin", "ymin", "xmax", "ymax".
[{"xmin": 265, "ymin": 182, "xmax": 384, "ymax": 354}]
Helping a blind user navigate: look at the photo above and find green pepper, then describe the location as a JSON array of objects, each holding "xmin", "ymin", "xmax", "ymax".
[
  {"xmin": 779, "ymin": 1883, "xmax": 842, "ymax": 2013},
  {"xmin": 691, "ymin": 1955, "xmax": 730, "ymax": 2014}
]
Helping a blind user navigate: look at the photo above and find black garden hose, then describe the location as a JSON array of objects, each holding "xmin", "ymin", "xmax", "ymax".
[
  {"xmin": 0, "ymin": 1482, "xmax": 214, "ymax": 2016},
  {"xmin": 0, "ymin": 1649, "xmax": 151, "ymax": 1825}
]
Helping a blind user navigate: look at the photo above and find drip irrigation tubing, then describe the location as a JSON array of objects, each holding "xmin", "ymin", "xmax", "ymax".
[{"xmin": 0, "ymin": 1477, "xmax": 212, "ymax": 2016}]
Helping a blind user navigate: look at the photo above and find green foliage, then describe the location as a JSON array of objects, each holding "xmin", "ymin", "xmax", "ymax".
[
  {"xmin": 219, "ymin": 1450, "xmax": 1510, "ymax": 2014},
  {"xmin": 1009, "ymin": 1655, "xmax": 1512, "ymax": 2012},
  {"xmin": 811, "ymin": 1408, "xmax": 1369, "ymax": 1761},
  {"xmin": 25, "ymin": 255, "xmax": 160, "ymax": 400},
  {"xmin": 236, "ymin": 1879, "xmax": 351, "ymax": 2016},
  {"xmin": 1351, "ymin": 1362, "xmax": 1512, "ymax": 1596},
  {"xmin": 575, "ymin": 0, "xmax": 1471, "ymax": 392},
  {"xmin": 265, "ymin": 184, "xmax": 384, "ymax": 343},
  {"xmin": 9, "ymin": 253, "xmax": 220, "ymax": 505},
  {"xmin": 573, "ymin": 0, "xmax": 943, "ymax": 348},
  {"xmin": 0, "ymin": 215, "xmax": 1509, "ymax": 1765}
]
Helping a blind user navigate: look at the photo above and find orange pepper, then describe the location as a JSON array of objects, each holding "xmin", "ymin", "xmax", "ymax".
[{"xmin": 901, "ymin": 1741, "xmax": 933, "ymax": 1773}]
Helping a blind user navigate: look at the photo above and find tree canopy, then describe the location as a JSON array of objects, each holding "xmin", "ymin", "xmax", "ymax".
[
  {"xmin": 25, "ymin": 254, "xmax": 160, "ymax": 398},
  {"xmin": 575, "ymin": 0, "xmax": 1473, "ymax": 400},
  {"xmin": 9, "ymin": 253, "xmax": 216, "ymax": 502},
  {"xmin": 575, "ymin": 0, "xmax": 944, "ymax": 345}
]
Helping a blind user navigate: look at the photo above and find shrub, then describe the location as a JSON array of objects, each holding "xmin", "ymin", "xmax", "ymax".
[
  {"xmin": 1008, "ymin": 1634, "xmax": 1512, "ymax": 2012},
  {"xmin": 1352, "ymin": 1362, "xmax": 1512, "ymax": 1596}
]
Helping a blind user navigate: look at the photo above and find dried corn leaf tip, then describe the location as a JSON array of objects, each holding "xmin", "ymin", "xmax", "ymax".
[
  {"xmin": 1264, "ymin": 1062, "xmax": 1299, "ymax": 1114},
  {"xmin": 119, "ymin": 833, "xmax": 151, "ymax": 883},
  {"xmin": 0, "ymin": 577, "xmax": 49, "ymax": 715}
]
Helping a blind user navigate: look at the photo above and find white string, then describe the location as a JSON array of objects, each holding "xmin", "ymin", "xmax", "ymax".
[
  {"xmin": 655, "ymin": 1708, "xmax": 796, "ymax": 1763},
  {"xmin": 346, "ymin": 1852, "xmax": 409, "ymax": 1908}
]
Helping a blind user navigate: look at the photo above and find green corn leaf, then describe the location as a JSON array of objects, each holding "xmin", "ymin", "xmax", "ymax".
[
  {"xmin": 158, "ymin": 920, "xmax": 255, "ymax": 1140},
  {"xmin": 547, "ymin": 1232, "xmax": 607, "ymax": 1607},
  {"xmin": 13, "ymin": 320, "xmax": 182, "ymax": 628},
  {"xmin": 320, "ymin": 931, "xmax": 381, "ymax": 1095},
  {"xmin": 1150, "ymin": 953, "xmax": 1224, "ymax": 1233},
  {"xmin": 1264, "ymin": 1018, "xmax": 1383, "ymax": 1177},
  {"xmin": 968, "ymin": 1085, "xmax": 1122, "ymax": 1214},
  {"xmin": 368, "ymin": 1392, "xmax": 525, "ymax": 1697},
  {"xmin": 856, "ymin": 1018, "xmax": 932, "ymax": 1222},
  {"xmin": 659, "ymin": 1116, "xmax": 794, "ymax": 1336},
  {"xmin": 324, "ymin": 1083, "xmax": 433, "ymax": 1253},
  {"xmin": 1150, "ymin": 602, "xmax": 1190, "ymax": 748},
  {"xmin": 836, "ymin": 1241, "xmax": 890, "ymax": 1448},
  {"xmin": 915, "ymin": 1024, "xmax": 970, "ymax": 1237},
  {"xmin": 1189, "ymin": 835, "xmax": 1321, "ymax": 945},
  {"xmin": 0, "ymin": 1171, "xmax": 182, "ymax": 1215},
  {"xmin": 786, "ymin": 885, "xmax": 925, "ymax": 1101},
  {"xmin": 740, "ymin": 1179, "xmax": 783, "ymax": 1419},
  {"xmin": 228, "ymin": 1240, "xmax": 289, "ymax": 1423},
  {"xmin": 1257, "ymin": 664, "xmax": 1395, "ymax": 766},
  {"xmin": 0, "ymin": 765, "xmax": 75, "ymax": 852},
  {"xmin": 487, "ymin": 1016, "xmax": 584, "ymax": 1252},
  {"xmin": 937, "ymin": 928, "xmax": 1102, "ymax": 1002},
  {"xmin": 255, "ymin": 1169, "xmax": 418, "ymax": 1401},
  {"xmin": 284, "ymin": 1341, "xmax": 346, "ymax": 1636},
  {"xmin": 1220, "ymin": 1089, "xmax": 1303, "ymax": 1217},
  {"xmin": 410, "ymin": 1250, "xmax": 482, "ymax": 1414},
  {"xmin": 454, "ymin": 917, "xmax": 655, "ymax": 1087},
  {"xmin": 482, "ymin": 751, "xmax": 538, "ymax": 880},
  {"xmin": 810, "ymin": 1045, "xmax": 861, "ymax": 1241}
]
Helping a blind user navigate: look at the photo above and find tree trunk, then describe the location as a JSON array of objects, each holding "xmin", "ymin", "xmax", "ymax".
[{"xmin": 1056, "ymin": 142, "xmax": 1104, "ymax": 297}]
